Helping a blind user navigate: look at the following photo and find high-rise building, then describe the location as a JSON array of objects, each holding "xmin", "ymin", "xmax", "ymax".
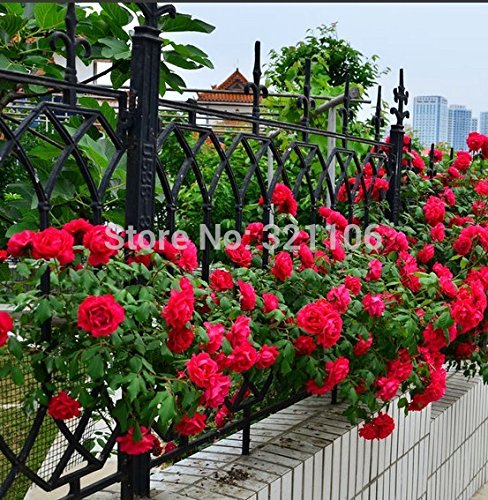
[
  {"xmin": 471, "ymin": 118, "xmax": 478, "ymax": 132},
  {"xmin": 412, "ymin": 96, "xmax": 448, "ymax": 147},
  {"xmin": 480, "ymin": 112, "xmax": 488, "ymax": 135},
  {"xmin": 448, "ymin": 105, "xmax": 472, "ymax": 150}
]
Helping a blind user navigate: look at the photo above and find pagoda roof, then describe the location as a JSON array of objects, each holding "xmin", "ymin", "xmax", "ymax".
[{"xmin": 197, "ymin": 69, "xmax": 258, "ymax": 103}]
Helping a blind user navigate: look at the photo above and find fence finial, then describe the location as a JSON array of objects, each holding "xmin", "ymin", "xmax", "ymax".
[
  {"xmin": 244, "ymin": 41, "xmax": 269, "ymax": 135},
  {"xmin": 136, "ymin": 3, "xmax": 176, "ymax": 27},
  {"xmin": 428, "ymin": 143, "xmax": 436, "ymax": 179},
  {"xmin": 49, "ymin": 2, "xmax": 91, "ymax": 105},
  {"xmin": 390, "ymin": 68, "xmax": 410, "ymax": 126}
]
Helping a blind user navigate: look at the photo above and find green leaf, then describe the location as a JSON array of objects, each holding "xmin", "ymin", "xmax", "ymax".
[
  {"xmin": 0, "ymin": 14, "xmax": 27, "ymax": 37},
  {"xmin": 157, "ymin": 391, "xmax": 176, "ymax": 431},
  {"xmin": 8, "ymin": 336, "xmax": 22, "ymax": 360},
  {"xmin": 99, "ymin": 37, "xmax": 131, "ymax": 60},
  {"xmin": 11, "ymin": 366, "xmax": 24, "ymax": 386},
  {"xmin": 128, "ymin": 357, "xmax": 142, "ymax": 373},
  {"xmin": 87, "ymin": 354, "xmax": 104, "ymax": 380},
  {"xmin": 100, "ymin": 3, "xmax": 131, "ymax": 26},
  {"xmin": 127, "ymin": 376, "xmax": 141, "ymax": 402},
  {"xmin": 434, "ymin": 311, "xmax": 453, "ymax": 330},
  {"xmin": 34, "ymin": 3, "xmax": 65, "ymax": 30},
  {"xmin": 160, "ymin": 14, "xmax": 215, "ymax": 34},
  {"xmin": 35, "ymin": 299, "xmax": 52, "ymax": 324},
  {"xmin": 0, "ymin": 53, "xmax": 27, "ymax": 73},
  {"xmin": 160, "ymin": 63, "xmax": 185, "ymax": 93}
]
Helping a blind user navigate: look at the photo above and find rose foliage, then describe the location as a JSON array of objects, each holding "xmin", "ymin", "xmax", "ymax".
[{"xmin": 0, "ymin": 132, "xmax": 486, "ymax": 454}]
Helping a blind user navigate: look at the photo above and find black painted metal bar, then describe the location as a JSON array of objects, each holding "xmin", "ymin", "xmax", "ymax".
[
  {"xmin": 386, "ymin": 69, "xmax": 409, "ymax": 225},
  {"xmin": 159, "ymin": 98, "xmax": 392, "ymax": 148}
]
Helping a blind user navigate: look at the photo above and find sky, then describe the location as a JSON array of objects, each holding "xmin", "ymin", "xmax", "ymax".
[{"xmin": 168, "ymin": 2, "xmax": 488, "ymax": 122}]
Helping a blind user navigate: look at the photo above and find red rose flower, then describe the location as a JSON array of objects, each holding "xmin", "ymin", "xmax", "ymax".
[
  {"xmin": 365, "ymin": 259, "xmax": 383, "ymax": 282},
  {"xmin": 63, "ymin": 219, "xmax": 93, "ymax": 243},
  {"xmin": 167, "ymin": 326, "xmax": 194, "ymax": 353},
  {"xmin": 227, "ymin": 342, "xmax": 258, "ymax": 373},
  {"xmin": 376, "ymin": 377, "xmax": 400, "ymax": 401},
  {"xmin": 344, "ymin": 275, "xmax": 362, "ymax": 295},
  {"xmin": 294, "ymin": 335, "xmax": 317, "ymax": 355},
  {"xmin": 225, "ymin": 244, "xmax": 253, "ymax": 268},
  {"xmin": 226, "ymin": 316, "xmax": 251, "ymax": 348},
  {"xmin": 47, "ymin": 391, "xmax": 81, "ymax": 420},
  {"xmin": 326, "ymin": 285, "xmax": 351, "ymax": 314},
  {"xmin": 318, "ymin": 206, "xmax": 348, "ymax": 231},
  {"xmin": 238, "ymin": 280, "xmax": 256, "ymax": 311},
  {"xmin": 256, "ymin": 345, "xmax": 279, "ymax": 369},
  {"xmin": 7, "ymin": 230, "xmax": 35, "ymax": 257},
  {"xmin": 298, "ymin": 243, "xmax": 315, "ymax": 269},
  {"xmin": 83, "ymin": 225, "xmax": 120, "ymax": 266},
  {"xmin": 210, "ymin": 269, "xmax": 234, "ymax": 292},
  {"xmin": 386, "ymin": 349, "xmax": 413, "ymax": 382},
  {"xmin": 325, "ymin": 357, "xmax": 350, "ymax": 386},
  {"xmin": 262, "ymin": 293, "xmax": 279, "ymax": 314},
  {"xmin": 374, "ymin": 413, "xmax": 395, "ymax": 438},
  {"xmin": 202, "ymin": 322, "xmax": 224, "ymax": 354},
  {"xmin": 297, "ymin": 299, "xmax": 342, "ymax": 348},
  {"xmin": 31, "ymin": 227, "xmax": 75, "ymax": 266},
  {"xmin": 0, "ymin": 250, "xmax": 7, "ymax": 262},
  {"xmin": 0, "ymin": 312, "xmax": 13, "ymax": 348},
  {"xmin": 441, "ymin": 187, "xmax": 456, "ymax": 207},
  {"xmin": 161, "ymin": 277, "xmax": 194, "ymax": 329},
  {"xmin": 475, "ymin": 180, "xmax": 488, "ymax": 197},
  {"xmin": 203, "ymin": 373, "xmax": 232, "ymax": 408},
  {"xmin": 353, "ymin": 334, "xmax": 373, "ymax": 356},
  {"xmin": 260, "ymin": 183, "xmax": 298, "ymax": 216},
  {"xmin": 452, "ymin": 151, "xmax": 472, "ymax": 172},
  {"xmin": 359, "ymin": 412, "xmax": 395, "ymax": 440},
  {"xmin": 172, "ymin": 235, "xmax": 198, "ymax": 272},
  {"xmin": 186, "ymin": 353, "xmax": 219, "ymax": 388},
  {"xmin": 176, "ymin": 413, "xmax": 207, "ymax": 436},
  {"xmin": 423, "ymin": 196, "xmax": 446, "ymax": 226},
  {"xmin": 117, "ymin": 426, "xmax": 155, "ymax": 455},
  {"xmin": 430, "ymin": 223, "xmax": 445, "ymax": 242},
  {"xmin": 466, "ymin": 132, "xmax": 486, "ymax": 151},
  {"xmin": 417, "ymin": 243, "xmax": 435, "ymax": 263},
  {"xmin": 271, "ymin": 252, "xmax": 293, "ymax": 281},
  {"xmin": 242, "ymin": 222, "xmax": 264, "ymax": 246},
  {"xmin": 432, "ymin": 149, "xmax": 443, "ymax": 163},
  {"xmin": 455, "ymin": 342, "xmax": 476, "ymax": 359},
  {"xmin": 362, "ymin": 294, "xmax": 385, "ymax": 317},
  {"xmin": 452, "ymin": 236, "xmax": 472, "ymax": 256},
  {"xmin": 78, "ymin": 294, "xmax": 125, "ymax": 337}
]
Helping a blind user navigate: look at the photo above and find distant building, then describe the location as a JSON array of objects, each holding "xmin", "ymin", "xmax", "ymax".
[
  {"xmin": 480, "ymin": 112, "xmax": 488, "ymax": 135},
  {"xmin": 197, "ymin": 69, "xmax": 254, "ymax": 114},
  {"xmin": 412, "ymin": 96, "xmax": 448, "ymax": 147},
  {"xmin": 448, "ymin": 105, "xmax": 472, "ymax": 150},
  {"xmin": 471, "ymin": 118, "xmax": 478, "ymax": 132}
]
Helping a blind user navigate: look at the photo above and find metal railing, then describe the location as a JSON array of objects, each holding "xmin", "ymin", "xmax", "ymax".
[{"xmin": 0, "ymin": 3, "xmax": 409, "ymax": 499}]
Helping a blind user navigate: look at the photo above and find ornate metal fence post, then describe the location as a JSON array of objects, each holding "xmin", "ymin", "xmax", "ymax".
[
  {"xmin": 122, "ymin": 4, "xmax": 175, "ymax": 499},
  {"xmin": 124, "ymin": 3, "xmax": 175, "ymax": 232},
  {"xmin": 386, "ymin": 69, "xmax": 409, "ymax": 225}
]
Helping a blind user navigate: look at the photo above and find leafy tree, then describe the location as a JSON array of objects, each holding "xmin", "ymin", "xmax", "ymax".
[
  {"xmin": 265, "ymin": 23, "xmax": 388, "ymax": 98},
  {"xmin": 0, "ymin": 3, "xmax": 215, "ymax": 244},
  {"xmin": 0, "ymin": 2, "xmax": 214, "ymax": 110}
]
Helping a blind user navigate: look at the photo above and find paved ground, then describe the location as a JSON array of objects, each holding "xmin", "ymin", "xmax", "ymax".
[{"xmin": 472, "ymin": 482, "xmax": 488, "ymax": 499}]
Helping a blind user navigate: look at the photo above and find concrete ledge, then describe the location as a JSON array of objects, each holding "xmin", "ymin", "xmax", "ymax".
[{"xmin": 36, "ymin": 371, "xmax": 487, "ymax": 500}]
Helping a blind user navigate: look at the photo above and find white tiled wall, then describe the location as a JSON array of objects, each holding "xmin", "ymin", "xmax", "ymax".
[{"xmin": 95, "ymin": 372, "xmax": 488, "ymax": 500}]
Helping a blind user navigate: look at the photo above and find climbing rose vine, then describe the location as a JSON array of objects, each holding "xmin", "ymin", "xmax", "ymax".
[{"xmin": 0, "ymin": 133, "xmax": 486, "ymax": 455}]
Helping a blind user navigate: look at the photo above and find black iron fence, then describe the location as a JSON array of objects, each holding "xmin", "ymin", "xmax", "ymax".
[{"xmin": 0, "ymin": 3, "xmax": 409, "ymax": 499}]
